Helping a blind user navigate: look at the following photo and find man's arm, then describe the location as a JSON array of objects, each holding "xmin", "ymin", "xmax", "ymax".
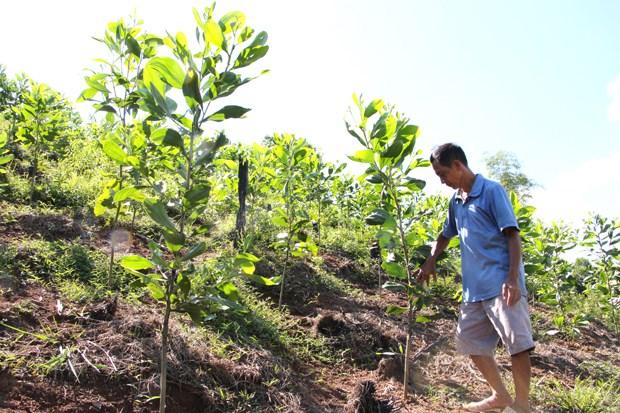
[
  {"xmin": 417, "ymin": 233, "xmax": 450, "ymax": 284},
  {"xmin": 502, "ymin": 227, "xmax": 522, "ymax": 305}
]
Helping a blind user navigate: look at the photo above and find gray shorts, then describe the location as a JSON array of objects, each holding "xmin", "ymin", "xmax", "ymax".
[{"xmin": 455, "ymin": 296, "xmax": 535, "ymax": 356}]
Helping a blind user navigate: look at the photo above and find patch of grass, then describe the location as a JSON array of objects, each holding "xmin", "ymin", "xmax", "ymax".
[
  {"xmin": 4, "ymin": 238, "xmax": 132, "ymax": 301},
  {"xmin": 577, "ymin": 360, "xmax": 620, "ymax": 383},
  {"xmin": 56, "ymin": 278, "xmax": 99, "ymax": 302},
  {"xmin": 321, "ymin": 224, "xmax": 374, "ymax": 263},
  {"xmin": 235, "ymin": 284, "xmax": 338, "ymax": 364},
  {"xmin": 534, "ymin": 377, "xmax": 620, "ymax": 413},
  {"xmin": 308, "ymin": 257, "xmax": 365, "ymax": 299},
  {"xmin": 41, "ymin": 136, "xmax": 113, "ymax": 210},
  {"xmin": 205, "ymin": 281, "xmax": 338, "ymax": 364}
]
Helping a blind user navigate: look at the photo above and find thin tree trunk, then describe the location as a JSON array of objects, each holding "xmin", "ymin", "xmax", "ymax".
[
  {"xmin": 403, "ymin": 307, "xmax": 414, "ymax": 400},
  {"xmin": 317, "ymin": 200, "xmax": 321, "ymax": 250},
  {"xmin": 394, "ymin": 196, "xmax": 414, "ymax": 401},
  {"xmin": 159, "ymin": 282, "xmax": 172, "ymax": 413},
  {"xmin": 108, "ymin": 165, "xmax": 124, "ymax": 288},
  {"xmin": 234, "ymin": 158, "xmax": 248, "ymax": 249},
  {"xmin": 278, "ymin": 248, "xmax": 290, "ymax": 308}
]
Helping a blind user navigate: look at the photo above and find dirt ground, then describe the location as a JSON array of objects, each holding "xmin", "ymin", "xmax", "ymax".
[{"xmin": 1, "ymin": 219, "xmax": 619, "ymax": 412}]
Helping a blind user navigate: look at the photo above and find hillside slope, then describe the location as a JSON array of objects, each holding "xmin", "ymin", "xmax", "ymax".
[{"xmin": 1, "ymin": 205, "xmax": 619, "ymax": 412}]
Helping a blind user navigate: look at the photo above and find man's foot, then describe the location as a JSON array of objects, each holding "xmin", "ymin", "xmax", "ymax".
[
  {"xmin": 463, "ymin": 394, "xmax": 513, "ymax": 412},
  {"xmin": 504, "ymin": 404, "xmax": 530, "ymax": 413}
]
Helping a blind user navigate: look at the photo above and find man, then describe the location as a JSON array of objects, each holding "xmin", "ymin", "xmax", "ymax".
[{"xmin": 417, "ymin": 143, "xmax": 534, "ymax": 413}]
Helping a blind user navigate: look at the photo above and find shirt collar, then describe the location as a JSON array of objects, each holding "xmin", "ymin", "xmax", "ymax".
[{"xmin": 456, "ymin": 174, "xmax": 484, "ymax": 203}]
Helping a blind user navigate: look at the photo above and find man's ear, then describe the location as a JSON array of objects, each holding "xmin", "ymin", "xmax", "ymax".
[{"xmin": 452, "ymin": 160, "xmax": 464, "ymax": 171}]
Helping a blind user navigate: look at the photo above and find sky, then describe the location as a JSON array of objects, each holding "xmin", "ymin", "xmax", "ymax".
[{"xmin": 1, "ymin": 0, "xmax": 619, "ymax": 225}]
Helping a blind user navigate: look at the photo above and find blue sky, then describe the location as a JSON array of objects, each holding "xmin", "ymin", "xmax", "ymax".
[{"xmin": 2, "ymin": 0, "xmax": 619, "ymax": 223}]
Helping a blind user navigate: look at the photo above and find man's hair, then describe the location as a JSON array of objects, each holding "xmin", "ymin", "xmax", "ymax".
[{"xmin": 430, "ymin": 143, "xmax": 468, "ymax": 167}]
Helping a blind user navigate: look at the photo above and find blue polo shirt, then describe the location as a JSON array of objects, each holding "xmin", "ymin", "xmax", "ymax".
[{"xmin": 442, "ymin": 174, "xmax": 527, "ymax": 302}]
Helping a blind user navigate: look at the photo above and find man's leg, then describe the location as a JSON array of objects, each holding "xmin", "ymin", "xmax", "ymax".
[
  {"xmin": 464, "ymin": 355, "xmax": 512, "ymax": 411},
  {"xmin": 484, "ymin": 297, "xmax": 535, "ymax": 413},
  {"xmin": 510, "ymin": 350, "xmax": 531, "ymax": 413},
  {"xmin": 457, "ymin": 301, "xmax": 513, "ymax": 411}
]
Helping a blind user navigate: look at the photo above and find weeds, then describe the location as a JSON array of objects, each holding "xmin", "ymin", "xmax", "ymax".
[{"xmin": 536, "ymin": 377, "xmax": 620, "ymax": 413}]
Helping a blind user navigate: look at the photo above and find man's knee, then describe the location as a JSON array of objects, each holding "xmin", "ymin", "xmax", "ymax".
[{"xmin": 510, "ymin": 347, "xmax": 534, "ymax": 358}]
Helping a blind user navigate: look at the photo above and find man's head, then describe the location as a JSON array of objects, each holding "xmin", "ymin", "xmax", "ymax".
[{"xmin": 430, "ymin": 143, "xmax": 470, "ymax": 189}]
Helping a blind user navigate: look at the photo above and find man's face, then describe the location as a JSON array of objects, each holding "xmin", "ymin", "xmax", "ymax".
[{"xmin": 432, "ymin": 160, "xmax": 461, "ymax": 189}]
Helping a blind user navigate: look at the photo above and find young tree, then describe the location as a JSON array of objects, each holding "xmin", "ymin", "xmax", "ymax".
[
  {"xmin": 80, "ymin": 16, "xmax": 162, "ymax": 282},
  {"xmin": 114, "ymin": 5, "xmax": 269, "ymax": 411},
  {"xmin": 13, "ymin": 80, "xmax": 80, "ymax": 201},
  {"xmin": 268, "ymin": 133, "xmax": 318, "ymax": 307},
  {"xmin": 583, "ymin": 215, "xmax": 620, "ymax": 337},
  {"xmin": 347, "ymin": 94, "xmax": 431, "ymax": 400}
]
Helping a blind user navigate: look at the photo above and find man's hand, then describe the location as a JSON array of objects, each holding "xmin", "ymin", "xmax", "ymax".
[
  {"xmin": 416, "ymin": 257, "xmax": 437, "ymax": 285},
  {"xmin": 502, "ymin": 279, "xmax": 521, "ymax": 306}
]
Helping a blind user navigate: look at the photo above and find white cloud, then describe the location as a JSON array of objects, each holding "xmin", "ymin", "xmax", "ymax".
[
  {"xmin": 607, "ymin": 74, "xmax": 620, "ymax": 121},
  {"xmin": 531, "ymin": 152, "xmax": 620, "ymax": 225}
]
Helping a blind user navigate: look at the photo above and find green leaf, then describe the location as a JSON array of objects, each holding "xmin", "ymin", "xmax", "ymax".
[
  {"xmin": 219, "ymin": 281, "xmax": 239, "ymax": 300},
  {"xmin": 207, "ymin": 105, "xmax": 251, "ymax": 122},
  {"xmin": 402, "ymin": 177, "xmax": 426, "ymax": 192},
  {"xmin": 182, "ymin": 242, "xmax": 206, "ymax": 261},
  {"xmin": 195, "ymin": 132, "xmax": 229, "ymax": 166},
  {"xmin": 163, "ymin": 229, "xmax": 185, "ymax": 252},
  {"xmin": 151, "ymin": 128, "xmax": 184, "ymax": 150},
  {"xmin": 205, "ymin": 19, "xmax": 224, "ymax": 49},
  {"xmin": 144, "ymin": 200, "xmax": 177, "ymax": 231},
  {"xmin": 213, "ymin": 159, "xmax": 237, "ymax": 170},
  {"xmin": 235, "ymin": 258, "xmax": 256, "ymax": 275},
  {"xmin": 147, "ymin": 282, "xmax": 166, "ymax": 300},
  {"xmin": 94, "ymin": 187, "xmax": 113, "ymax": 216},
  {"xmin": 101, "ymin": 139, "xmax": 127, "ymax": 164},
  {"xmin": 182, "ymin": 68, "xmax": 202, "ymax": 109},
  {"xmin": 176, "ymin": 273, "xmax": 191, "ymax": 297},
  {"xmin": 120, "ymin": 255, "xmax": 155, "ymax": 271},
  {"xmin": 348, "ymin": 149, "xmax": 375, "ymax": 163},
  {"xmin": 0, "ymin": 154, "xmax": 14, "ymax": 165},
  {"xmin": 185, "ymin": 185, "xmax": 211, "ymax": 205},
  {"xmin": 192, "ymin": 7, "xmax": 204, "ymax": 28},
  {"xmin": 365, "ymin": 209, "xmax": 391, "ymax": 225},
  {"xmin": 235, "ymin": 44, "xmax": 269, "ymax": 69},
  {"xmin": 398, "ymin": 124, "xmax": 419, "ymax": 140},
  {"xmin": 365, "ymin": 174, "xmax": 383, "ymax": 184},
  {"xmin": 125, "ymin": 36, "xmax": 141, "ymax": 57},
  {"xmin": 345, "ymin": 121, "xmax": 365, "ymax": 146},
  {"xmin": 272, "ymin": 214, "xmax": 287, "ymax": 227},
  {"xmin": 219, "ymin": 11, "xmax": 246, "ymax": 34},
  {"xmin": 93, "ymin": 103, "xmax": 117, "ymax": 114},
  {"xmin": 448, "ymin": 237, "xmax": 460, "ymax": 249},
  {"xmin": 415, "ymin": 315, "xmax": 432, "ymax": 323},
  {"xmin": 113, "ymin": 187, "xmax": 146, "ymax": 203},
  {"xmin": 364, "ymin": 99, "xmax": 384, "ymax": 118},
  {"xmin": 146, "ymin": 57, "xmax": 184, "ymax": 89},
  {"xmin": 382, "ymin": 262, "xmax": 407, "ymax": 279},
  {"xmin": 236, "ymin": 252, "xmax": 260, "ymax": 262},
  {"xmin": 386, "ymin": 305, "xmax": 407, "ymax": 316},
  {"xmin": 85, "ymin": 75, "xmax": 108, "ymax": 93},
  {"xmin": 143, "ymin": 65, "xmax": 166, "ymax": 97},
  {"xmin": 382, "ymin": 140, "xmax": 403, "ymax": 159},
  {"xmin": 78, "ymin": 87, "xmax": 98, "ymax": 101},
  {"xmin": 246, "ymin": 274, "xmax": 277, "ymax": 286}
]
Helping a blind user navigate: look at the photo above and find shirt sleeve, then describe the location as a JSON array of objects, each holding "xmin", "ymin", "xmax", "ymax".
[
  {"xmin": 442, "ymin": 196, "xmax": 458, "ymax": 239},
  {"xmin": 489, "ymin": 183, "xmax": 519, "ymax": 232}
]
